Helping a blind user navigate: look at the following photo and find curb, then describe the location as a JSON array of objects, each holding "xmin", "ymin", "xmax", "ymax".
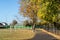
[{"xmin": 40, "ymin": 29, "xmax": 60, "ymax": 40}]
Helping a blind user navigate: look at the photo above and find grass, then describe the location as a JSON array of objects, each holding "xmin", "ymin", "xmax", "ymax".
[
  {"xmin": 14, "ymin": 26, "xmax": 32, "ymax": 29},
  {"xmin": 0, "ymin": 29, "xmax": 35, "ymax": 40}
]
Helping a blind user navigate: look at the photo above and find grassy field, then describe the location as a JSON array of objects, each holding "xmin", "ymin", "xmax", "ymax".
[{"xmin": 0, "ymin": 29, "xmax": 35, "ymax": 40}]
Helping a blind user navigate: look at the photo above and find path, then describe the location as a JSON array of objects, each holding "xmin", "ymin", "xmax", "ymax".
[{"xmin": 24, "ymin": 29, "xmax": 59, "ymax": 40}]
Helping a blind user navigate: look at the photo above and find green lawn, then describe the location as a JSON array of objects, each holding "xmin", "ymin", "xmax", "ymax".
[{"xmin": 14, "ymin": 25, "xmax": 32, "ymax": 29}]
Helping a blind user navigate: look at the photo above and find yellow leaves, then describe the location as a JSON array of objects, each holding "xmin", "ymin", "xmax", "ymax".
[
  {"xmin": 30, "ymin": 0, "xmax": 36, "ymax": 2},
  {"xmin": 48, "ymin": 10, "xmax": 51, "ymax": 13},
  {"xmin": 31, "ymin": 5, "xmax": 40, "ymax": 11},
  {"xmin": 40, "ymin": 20, "xmax": 47, "ymax": 25},
  {"xmin": 52, "ymin": 15, "xmax": 57, "ymax": 22},
  {"xmin": 36, "ymin": 5, "xmax": 40, "ymax": 9},
  {"xmin": 30, "ymin": 0, "xmax": 41, "ymax": 3},
  {"xmin": 45, "ymin": 2, "xmax": 49, "ymax": 6},
  {"xmin": 38, "ymin": 0, "xmax": 41, "ymax": 2},
  {"xmin": 26, "ymin": 7, "xmax": 31, "ymax": 13},
  {"xmin": 20, "ymin": 0, "xmax": 43, "ymax": 20},
  {"xmin": 58, "ymin": 19, "xmax": 60, "ymax": 22},
  {"xmin": 37, "ymin": 10, "xmax": 45, "ymax": 19}
]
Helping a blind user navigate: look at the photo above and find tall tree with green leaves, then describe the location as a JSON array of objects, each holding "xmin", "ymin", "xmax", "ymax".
[
  {"xmin": 38, "ymin": 0, "xmax": 60, "ymax": 23},
  {"xmin": 40, "ymin": 0, "xmax": 60, "ymax": 28}
]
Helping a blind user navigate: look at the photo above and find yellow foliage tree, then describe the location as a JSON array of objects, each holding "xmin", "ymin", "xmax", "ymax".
[
  {"xmin": 19, "ymin": 0, "xmax": 42, "ymax": 29},
  {"xmin": 19, "ymin": 0, "xmax": 60, "ymax": 29}
]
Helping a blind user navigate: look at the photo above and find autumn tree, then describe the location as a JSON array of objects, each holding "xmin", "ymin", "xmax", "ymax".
[
  {"xmin": 19, "ymin": 0, "xmax": 60, "ymax": 29},
  {"xmin": 19, "ymin": 0, "xmax": 42, "ymax": 30}
]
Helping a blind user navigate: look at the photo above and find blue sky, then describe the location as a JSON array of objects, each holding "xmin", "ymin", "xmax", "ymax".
[{"xmin": 0, "ymin": 0, "xmax": 27, "ymax": 24}]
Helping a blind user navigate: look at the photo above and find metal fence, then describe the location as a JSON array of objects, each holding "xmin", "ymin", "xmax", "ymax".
[{"xmin": 42, "ymin": 24, "xmax": 60, "ymax": 36}]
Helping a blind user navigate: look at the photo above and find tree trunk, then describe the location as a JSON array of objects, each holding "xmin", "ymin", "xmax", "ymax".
[
  {"xmin": 32, "ymin": 23, "xmax": 35, "ymax": 30},
  {"xmin": 32, "ymin": 17, "xmax": 36, "ymax": 31}
]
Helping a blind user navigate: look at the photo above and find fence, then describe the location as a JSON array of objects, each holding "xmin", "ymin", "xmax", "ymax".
[{"xmin": 42, "ymin": 23, "xmax": 60, "ymax": 36}]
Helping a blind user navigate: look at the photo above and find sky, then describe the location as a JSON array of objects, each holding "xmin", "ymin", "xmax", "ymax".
[{"xmin": 0, "ymin": 0, "xmax": 27, "ymax": 24}]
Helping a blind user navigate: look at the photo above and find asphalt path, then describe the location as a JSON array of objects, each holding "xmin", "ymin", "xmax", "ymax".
[{"xmin": 24, "ymin": 30, "xmax": 59, "ymax": 40}]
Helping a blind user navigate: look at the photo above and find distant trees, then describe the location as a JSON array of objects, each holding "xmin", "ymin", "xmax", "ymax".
[
  {"xmin": 23, "ymin": 20, "xmax": 33, "ymax": 27},
  {"xmin": 11, "ymin": 20, "xmax": 18, "ymax": 28},
  {"xmin": 23, "ymin": 20, "xmax": 29, "ymax": 26}
]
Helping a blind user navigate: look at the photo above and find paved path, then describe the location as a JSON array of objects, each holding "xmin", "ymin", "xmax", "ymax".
[{"xmin": 24, "ymin": 30, "xmax": 59, "ymax": 40}]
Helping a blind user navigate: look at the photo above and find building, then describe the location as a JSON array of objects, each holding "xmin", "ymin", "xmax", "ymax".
[{"xmin": 0, "ymin": 22, "xmax": 9, "ymax": 28}]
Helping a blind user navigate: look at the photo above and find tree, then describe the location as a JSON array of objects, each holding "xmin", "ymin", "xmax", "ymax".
[
  {"xmin": 23, "ymin": 20, "xmax": 29, "ymax": 26},
  {"xmin": 23, "ymin": 20, "xmax": 33, "ymax": 27},
  {"xmin": 38, "ymin": 0, "xmax": 60, "ymax": 27},
  {"xmin": 19, "ymin": 0, "xmax": 60, "ymax": 30},
  {"xmin": 11, "ymin": 20, "xmax": 17, "ymax": 28},
  {"xmin": 41, "ymin": 0, "xmax": 60, "ymax": 30},
  {"xmin": 19, "ymin": 0, "xmax": 42, "ymax": 30}
]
